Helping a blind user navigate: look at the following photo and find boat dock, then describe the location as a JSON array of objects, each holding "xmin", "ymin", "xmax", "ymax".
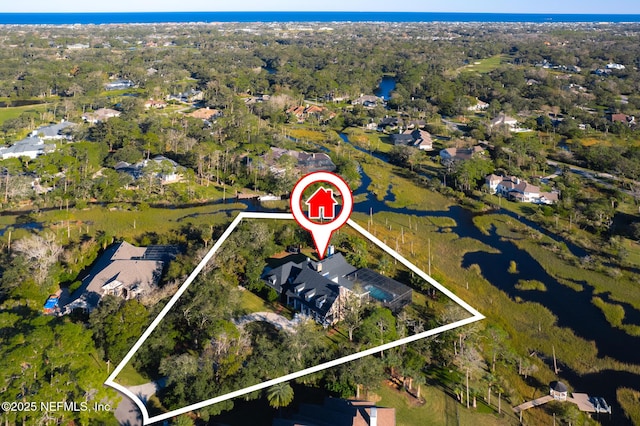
[{"xmin": 514, "ymin": 393, "xmax": 611, "ymax": 415}]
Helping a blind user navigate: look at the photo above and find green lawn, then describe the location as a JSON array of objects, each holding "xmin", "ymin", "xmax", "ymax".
[
  {"xmin": 115, "ymin": 363, "xmax": 150, "ymax": 387},
  {"xmin": 375, "ymin": 381, "xmax": 515, "ymax": 426},
  {"xmin": 239, "ymin": 288, "xmax": 275, "ymax": 314},
  {"xmin": 459, "ymin": 55, "xmax": 508, "ymax": 74},
  {"xmin": 0, "ymin": 103, "xmax": 50, "ymax": 125}
]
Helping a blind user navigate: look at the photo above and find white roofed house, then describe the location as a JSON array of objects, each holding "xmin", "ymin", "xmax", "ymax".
[
  {"xmin": 486, "ymin": 174, "xmax": 558, "ymax": 204},
  {"xmin": 490, "ymin": 112, "xmax": 518, "ymax": 130},
  {"xmin": 468, "ymin": 98, "xmax": 489, "ymax": 112},
  {"xmin": 115, "ymin": 155, "xmax": 184, "ymax": 185}
]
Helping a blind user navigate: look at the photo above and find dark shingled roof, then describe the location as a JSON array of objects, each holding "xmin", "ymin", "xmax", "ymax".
[{"xmin": 550, "ymin": 381, "xmax": 568, "ymax": 393}]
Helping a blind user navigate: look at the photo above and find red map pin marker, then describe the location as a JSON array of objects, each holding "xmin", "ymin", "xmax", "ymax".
[{"xmin": 290, "ymin": 171, "xmax": 353, "ymax": 259}]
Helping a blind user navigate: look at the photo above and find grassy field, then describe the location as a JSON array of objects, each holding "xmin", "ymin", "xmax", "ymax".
[
  {"xmin": 618, "ymin": 388, "xmax": 640, "ymax": 426},
  {"xmin": 28, "ymin": 201, "xmax": 246, "ymax": 243},
  {"xmin": 0, "ymin": 103, "xmax": 50, "ymax": 125},
  {"xmin": 459, "ymin": 55, "xmax": 507, "ymax": 74},
  {"xmin": 374, "ymin": 381, "xmax": 516, "ymax": 426},
  {"xmin": 359, "ymin": 160, "xmax": 452, "ymax": 212},
  {"xmin": 116, "ymin": 362, "xmax": 151, "ymax": 387},
  {"xmin": 238, "ymin": 287, "xmax": 276, "ymax": 315},
  {"xmin": 342, "ymin": 127, "xmax": 392, "ymax": 153}
]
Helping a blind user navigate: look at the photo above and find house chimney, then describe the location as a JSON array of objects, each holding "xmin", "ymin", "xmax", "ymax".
[
  {"xmin": 370, "ymin": 407, "xmax": 377, "ymax": 426},
  {"xmin": 316, "ymin": 262, "xmax": 323, "ymax": 273}
]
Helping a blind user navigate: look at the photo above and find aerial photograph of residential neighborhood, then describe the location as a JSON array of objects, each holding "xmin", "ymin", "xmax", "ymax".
[{"xmin": 1, "ymin": 0, "xmax": 640, "ymax": 425}]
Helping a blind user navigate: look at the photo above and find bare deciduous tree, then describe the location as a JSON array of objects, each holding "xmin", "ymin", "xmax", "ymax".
[{"xmin": 13, "ymin": 233, "xmax": 62, "ymax": 285}]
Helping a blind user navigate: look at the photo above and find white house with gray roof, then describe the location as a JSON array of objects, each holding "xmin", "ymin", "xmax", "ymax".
[
  {"xmin": 486, "ymin": 174, "xmax": 558, "ymax": 204},
  {"xmin": 0, "ymin": 136, "xmax": 49, "ymax": 160}
]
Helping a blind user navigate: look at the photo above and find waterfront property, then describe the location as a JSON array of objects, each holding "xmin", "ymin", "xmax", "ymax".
[
  {"xmin": 263, "ymin": 252, "xmax": 412, "ymax": 326},
  {"xmin": 114, "ymin": 155, "xmax": 184, "ymax": 184},
  {"xmin": 486, "ymin": 174, "xmax": 559, "ymax": 204},
  {"xmin": 390, "ymin": 129, "xmax": 433, "ymax": 151},
  {"xmin": 513, "ymin": 381, "xmax": 611, "ymax": 416},
  {"xmin": 260, "ymin": 147, "xmax": 336, "ymax": 175}
]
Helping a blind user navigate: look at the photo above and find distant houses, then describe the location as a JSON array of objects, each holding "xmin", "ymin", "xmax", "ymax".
[
  {"xmin": 114, "ymin": 155, "xmax": 184, "ymax": 184},
  {"xmin": 263, "ymin": 252, "xmax": 412, "ymax": 326},
  {"xmin": 608, "ymin": 113, "xmax": 635, "ymax": 126},
  {"xmin": 0, "ymin": 136, "xmax": 48, "ymax": 160},
  {"xmin": 439, "ymin": 145, "xmax": 485, "ymax": 164},
  {"xmin": 60, "ymin": 241, "xmax": 179, "ymax": 314},
  {"xmin": 490, "ymin": 112, "xmax": 518, "ymax": 130},
  {"xmin": 262, "ymin": 147, "xmax": 336, "ymax": 175},
  {"xmin": 352, "ymin": 95, "xmax": 381, "ymax": 108},
  {"xmin": 186, "ymin": 107, "xmax": 222, "ymax": 122},
  {"xmin": 467, "ymin": 98, "xmax": 489, "ymax": 112},
  {"xmin": 144, "ymin": 99, "xmax": 167, "ymax": 109},
  {"xmin": 82, "ymin": 108, "xmax": 121, "ymax": 124},
  {"xmin": 286, "ymin": 104, "xmax": 335, "ymax": 124},
  {"xmin": 0, "ymin": 121, "xmax": 76, "ymax": 160},
  {"xmin": 33, "ymin": 121, "xmax": 75, "ymax": 140},
  {"xmin": 390, "ymin": 128, "xmax": 433, "ymax": 151},
  {"xmin": 167, "ymin": 88, "xmax": 203, "ymax": 104},
  {"xmin": 486, "ymin": 174, "xmax": 559, "ymax": 204},
  {"xmin": 104, "ymin": 79, "xmax": 135, "ymax": 91}
]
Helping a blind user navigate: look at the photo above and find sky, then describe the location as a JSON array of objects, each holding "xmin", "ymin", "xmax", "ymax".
[{"xmin": 3, "ymin": 0, "xmax": 640, "ymax": 14}]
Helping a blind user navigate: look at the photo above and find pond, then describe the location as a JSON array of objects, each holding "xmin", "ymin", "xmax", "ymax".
[
  {"xmin": 0, "ymin": 99, "xmax": 46, "ymax": 108},
  {"xmin": 374, "ymin": 76, "xmax": 396, "ymax": 101},
  {"xmin": 0, "ymin": 222, "xmax": 43, "ymax": 236}
]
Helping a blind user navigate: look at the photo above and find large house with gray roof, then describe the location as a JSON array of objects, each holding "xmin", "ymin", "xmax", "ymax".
[
  {"xmin": 0, "ymin": 136, "xmax": 50, "ymax": 160},
  {"xmin": 33, "ymin": 121, "xmax": 75, "ymax": 140},
  {"xmin": 60, "ymin": 241, "xmax": 179, "ymax": 314},
  {"xmin": 263, "ymin": 252, "xmax": 412, "ymax": 326},
  {"xmin": 486, "ymin": 174, "xmax": 558, "ymax": 204}
]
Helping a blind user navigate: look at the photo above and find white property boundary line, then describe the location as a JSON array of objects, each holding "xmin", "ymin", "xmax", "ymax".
[{"xmin": 105, "ymin": 212, "xmax": 484, "ymax": 424}]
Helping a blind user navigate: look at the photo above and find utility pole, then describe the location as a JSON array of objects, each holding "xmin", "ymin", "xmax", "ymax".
[{"xmin": 428, "ymin": 238, "xmax": 431, "ymax": 276}]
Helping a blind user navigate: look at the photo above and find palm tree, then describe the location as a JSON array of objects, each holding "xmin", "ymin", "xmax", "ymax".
[{"xmin": 266, "ymin": 382, "xmax": 294, "ymax": 412}]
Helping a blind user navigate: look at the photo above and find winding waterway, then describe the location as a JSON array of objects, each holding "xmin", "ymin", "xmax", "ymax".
[{"xmin": 337, "ymin": 132, "xmax": 639, "ymax": 424}]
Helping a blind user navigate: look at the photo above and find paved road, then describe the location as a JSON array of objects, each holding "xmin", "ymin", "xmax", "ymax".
[
  {"xmin": 546, "ymin": 160, "xmax": 637, "ymax": 196},
  {"xmin": 115, "ymin": 380, "xmax": 165, "ymax": 426}
]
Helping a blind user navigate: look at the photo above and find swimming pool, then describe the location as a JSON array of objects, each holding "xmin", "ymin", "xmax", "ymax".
[{"xmin": 364, "ymin": 284, "xmax": 394, "ymax": 303}]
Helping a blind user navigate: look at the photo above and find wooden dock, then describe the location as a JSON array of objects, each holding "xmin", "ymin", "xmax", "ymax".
[
  {"xmin": 513, "ymin": 393, "xmax": 611, "ymax": 415},
  {"xmin": 513, "ymin": 395, "xmax": 553, "ymax": 413}
]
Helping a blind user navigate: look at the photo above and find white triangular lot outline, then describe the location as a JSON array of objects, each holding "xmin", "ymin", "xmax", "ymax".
[{"xmin": 105, "ymin": 212, "xmax": 484, "ymax": 424}]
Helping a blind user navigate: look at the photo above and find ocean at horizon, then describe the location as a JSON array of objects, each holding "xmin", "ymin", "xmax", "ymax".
[{"xmin": 1, "ymin": 11, "xmax": 640, "ymax": 25}]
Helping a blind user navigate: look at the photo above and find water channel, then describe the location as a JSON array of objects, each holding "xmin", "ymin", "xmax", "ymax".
[{"xmin": 336, "ymin": 131, "xmax": 640, "ymax": 423}]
